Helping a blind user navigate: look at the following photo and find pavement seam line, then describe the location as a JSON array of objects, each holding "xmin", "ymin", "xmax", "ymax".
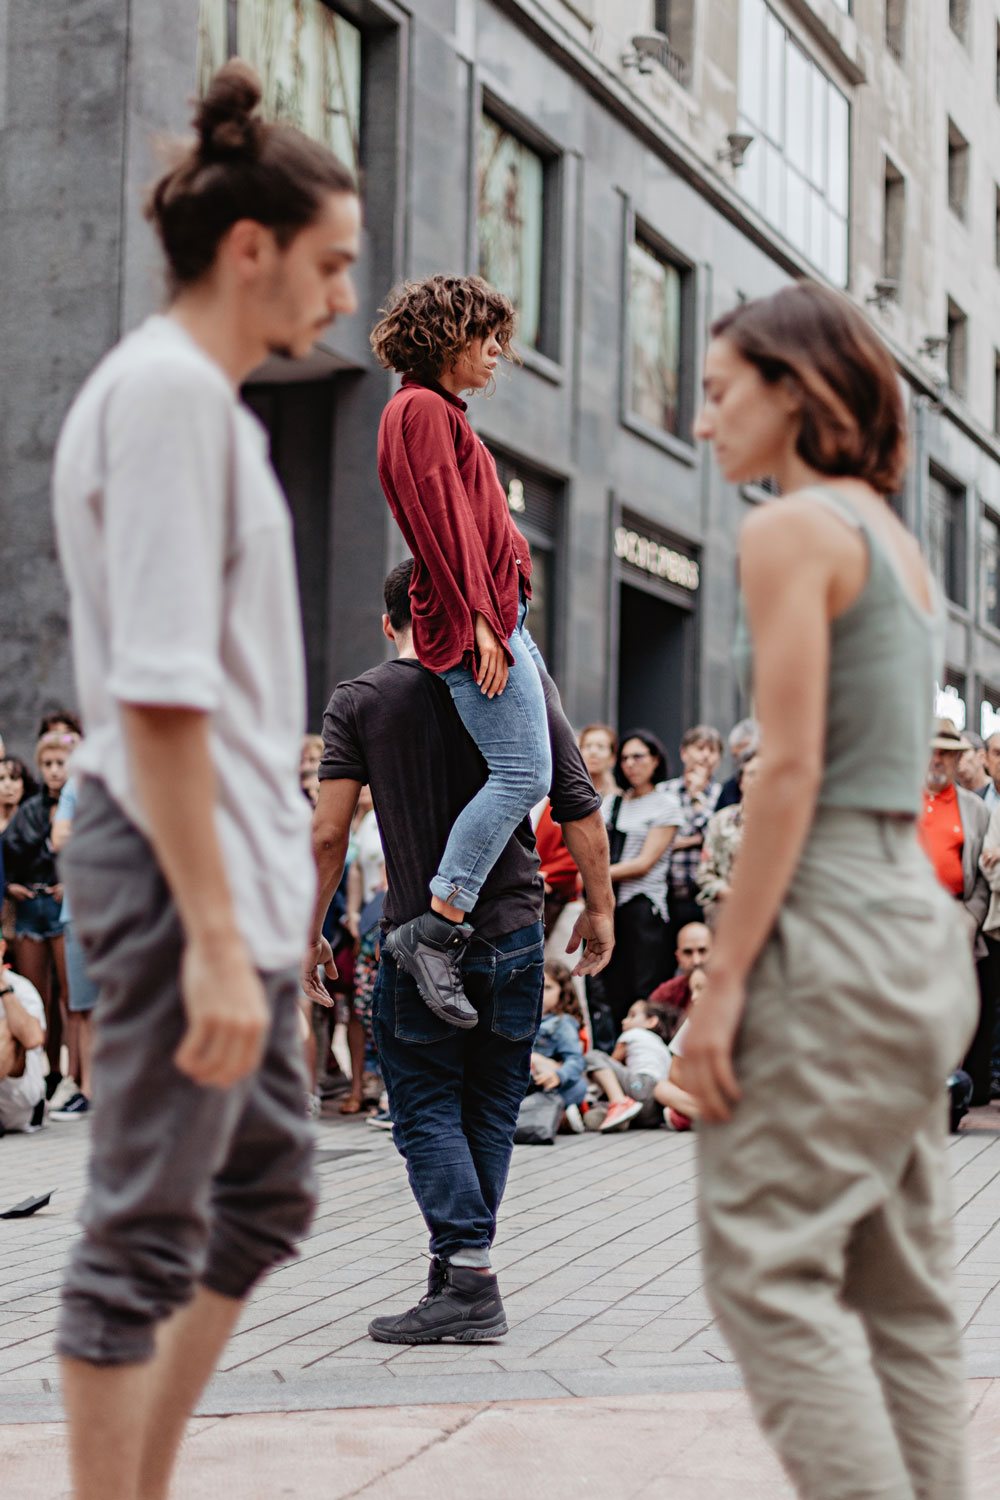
[{"xmin": 333, "ymin": 1401, "xmax": 489, "ymax": 1499}]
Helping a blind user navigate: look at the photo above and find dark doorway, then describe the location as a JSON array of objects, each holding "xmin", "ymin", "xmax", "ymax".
[
  {"xmin": 243, "ymin": 381, "xmax": 336, "ymax": 730},
  {"xmin": 617, "ymin": 582, "xmax": 692, "ymax": 772}
]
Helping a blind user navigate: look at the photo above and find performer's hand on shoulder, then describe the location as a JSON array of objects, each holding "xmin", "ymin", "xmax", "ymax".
[{"xmin": 175, "ymin": 933, "xmax": 270, "ymax": 1089}]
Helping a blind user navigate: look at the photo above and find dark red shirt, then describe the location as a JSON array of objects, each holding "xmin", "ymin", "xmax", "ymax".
[{"xmin": 377, "ymin": 375, "xmax": 531, "ymax": 672}]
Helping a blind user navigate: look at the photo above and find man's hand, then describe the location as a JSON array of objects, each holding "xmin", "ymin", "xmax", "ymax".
[
  {"xmin": 474, "ymin": 613, "xmax": 509, "ymax": 698},
  {"xmin": 682, "ymin": 969, "xmax": 745, "ymax": 1123},
  {"xmin": 983, "ymin": 847, "xmax": 1000, "ymax": 872},
  {"xmin": 565, "ymin": 906, "xmax": 614, "ymax": 976},
  {"xmin": 174, "ymin": 935, "xmax": 270, "ymax": 1089},
  {"xmin": 301, "ymin": 936, "xmax": 338, "ymax": 1007}
]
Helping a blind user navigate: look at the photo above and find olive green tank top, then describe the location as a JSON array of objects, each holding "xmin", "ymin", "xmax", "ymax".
[{"xmin": 733, "ymin": 488, "xmax": 944, "ymax": 815}]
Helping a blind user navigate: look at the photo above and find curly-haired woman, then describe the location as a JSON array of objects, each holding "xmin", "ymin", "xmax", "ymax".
[{"xmin": 370, "ymin": 274, "xmax": 551, "ymax": 1032}]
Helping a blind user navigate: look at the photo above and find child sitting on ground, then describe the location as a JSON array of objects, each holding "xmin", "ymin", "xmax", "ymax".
[
  {"xmin": 652, "ymin": 968, "xmax": 707, "ymax": 1130},
  {"xmin": 584, "ymin": 997, "xmax": 677, "ymax": 1132},
  {"xmin": 371, "ymin": 275, "xmax": 551, "ymax": 1032},
  {"xmin": 528, "ymin": 960, "xmax": 588, "ymax": 1133}
]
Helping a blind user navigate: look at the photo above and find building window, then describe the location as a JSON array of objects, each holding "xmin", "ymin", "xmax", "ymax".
[
  {"xmin": 882, "ymin": 157, "xmax": 904, "ymax": 284},
  {"xmin": 981, "ymin": 509, "xmax": 1000, "ymax": 630},
  {"xmin": 651, "ymin": 2, "xmax": 695, "ymax": 81},
  {"xmin": 983, "ymin": 687, "xmax": 1000, "ymax": 740},
  {"xmin": 736, "ymin": 0, "xmax": 850, "ymax": 286},
  {"xmin": 946, "ymin": 298, "xmax": 968, "ymax": 399},
  {"xmin": 947, "ymin": 119, "xmax": 969, "ymax": 222},
  {"xmin": 196, "ymin": 0, "xmax": 361, "ymax": 176},
  {"xmin": 477, "ymin": 111, "xmax": 549, "ymax": 354},
  {"xmin": 627, "ymin": 233, "xmax": 689, "ymax": 438},
  {"xmin": 927, "ymin": 470, "xmax": 966, "ymax": 608},
  {"xmin": 489, "ymin": 451, "xmax": 563, "ymax": 671},
  {"xmin": 950, "ymin": 0, "xmax": 969, "ymax": 45},
  {"xmin": 885, "ymin": 0, "xmax": 905, "ymax": 63}
]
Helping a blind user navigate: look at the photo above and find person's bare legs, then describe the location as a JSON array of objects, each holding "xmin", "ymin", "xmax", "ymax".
[
  {"xmin": 60, "ymin": 1287, "xmax": 242, "ymax": 1500},
  {"xmin": 60, "ymin": 1358, "xmax": 157, "ymax": 1500},
  {"xmin": 14, "ymin": 936, "xmax": 59, "ymax": 1075},
  {"xmin": 341, "ymin": 1009, "xmax": 365, "ymax": 1110},
  {"xmin": 590, "ymin": 1066, "xmax": 626, "ymax": 1103},
  {"xmin": 137, "ymin": 1286, "xmax": 243, "ymax": 1500}
]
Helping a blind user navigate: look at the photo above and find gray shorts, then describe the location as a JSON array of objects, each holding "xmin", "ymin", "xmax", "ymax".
[
  {"xmin": 584, "ymin": 1049, "xmax": 659, "ymax": 1102},
  {"xmin": 57, "ymin": 779, "xmax": 316, "ymax": 1366}
]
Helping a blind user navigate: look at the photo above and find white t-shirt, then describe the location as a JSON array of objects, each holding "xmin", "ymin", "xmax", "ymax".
[
  {"xmin": 354, "ymin": 810, "xmax": 385, "ymax": 906},
  {"xmin": 617, "ymin": 1025, "xmax": 672, "ymax": 1083},
  {"xmin": 53, "ymin": 316, "xmax": 314, "ymax": 970},
  {"xmin": 0, "ymin": 973, "xmax": 46, "ymax": 1130},
  {"xmin": 604, "ymin": 787, "xmax": 682, "ymax": 918}
]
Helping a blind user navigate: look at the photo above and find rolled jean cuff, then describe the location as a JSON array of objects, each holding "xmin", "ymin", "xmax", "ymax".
[
  {"xmin": 428, "ymin": 877, "xmax": 478, "ymax": 914},
  {"xmin": 449, "ymin": 1248, "xmax": 492, "ymax": 1269}
]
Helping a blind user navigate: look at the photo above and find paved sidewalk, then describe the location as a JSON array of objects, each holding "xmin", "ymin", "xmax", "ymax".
[{"xmin": 3, "ymin": 1103, "xmax": 1000, "ymax": 1425}]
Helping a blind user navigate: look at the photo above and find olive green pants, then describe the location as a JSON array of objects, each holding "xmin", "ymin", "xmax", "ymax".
[{"xmin": 699, "ymin": 809, "xmax": 978, "ymax": 1500}]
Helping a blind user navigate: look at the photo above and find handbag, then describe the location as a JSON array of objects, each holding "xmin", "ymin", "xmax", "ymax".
[
  {"xmin": 606, "ymin": 795, "xmax": 626, "ymax": 865},
  {"xmin": 513, "ymin": 1090, "xmax": 563, "ymax": 1145}
]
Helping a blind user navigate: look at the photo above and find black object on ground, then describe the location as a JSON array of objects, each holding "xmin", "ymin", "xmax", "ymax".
[{"xmin": 1, "ymin": 1191, "xmax": 54, "ymax": 1219}]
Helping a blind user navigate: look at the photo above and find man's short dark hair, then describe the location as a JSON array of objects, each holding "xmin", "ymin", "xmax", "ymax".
[{"xmin": 383, "ymin": 559, "xmax": 414, "ymax": 633}]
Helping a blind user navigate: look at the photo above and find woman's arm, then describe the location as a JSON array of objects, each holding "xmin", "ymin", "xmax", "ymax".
[
  {"xmin": 608, "ymin": 823, "xmax": 676, "ymax": 883},
  {"xmin": 683, "ymin": 503, "xmax": 835, "ymax": 1121},
  {"xmin": 553, "ymin": 1016, "xmax": 585, "ymax": 1088}
]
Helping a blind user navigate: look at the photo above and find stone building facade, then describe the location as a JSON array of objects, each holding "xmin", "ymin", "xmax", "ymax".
[{"xmin": 3, "ymin": 0, "xmax": 1000, "ymax": 762}]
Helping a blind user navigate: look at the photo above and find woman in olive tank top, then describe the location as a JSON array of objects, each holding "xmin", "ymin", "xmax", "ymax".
[{"xmin": 687, "ymin": 283, "xmax": 977, "ymax": 1500}]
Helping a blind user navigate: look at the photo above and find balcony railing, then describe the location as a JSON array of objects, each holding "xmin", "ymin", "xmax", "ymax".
[{"xmin": 631, "ymin": 33, "xmax": 691, "ymax": 88}]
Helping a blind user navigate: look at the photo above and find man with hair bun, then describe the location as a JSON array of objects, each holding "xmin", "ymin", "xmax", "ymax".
[{"xmin": 52, "ymin": 60, "xmax": 360, "ymax": 1500}]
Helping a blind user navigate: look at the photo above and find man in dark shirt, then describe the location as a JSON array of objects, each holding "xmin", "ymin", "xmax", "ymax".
[{"xmin": 305, "ymin": 561, "xmax": 614, "ymax": 1343}]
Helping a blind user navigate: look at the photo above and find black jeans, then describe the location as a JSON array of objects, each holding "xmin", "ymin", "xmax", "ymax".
[
  {"xmin": 591, "ymin": 895, "xmax": 670, "ymax": 1040},
  {"xmin": 372, "ymin": 921, "xmax": 544, "ymax": 1264}
]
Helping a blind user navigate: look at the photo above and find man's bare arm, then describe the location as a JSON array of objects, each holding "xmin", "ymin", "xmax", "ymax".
[
  {"xmin": 560, "ymin": 810, "xmax": 615, "ymax": 977},
  {"xmin": 302, "ymin": 777, "xmax": 362, "ymax": 1002},
  {"xmin": 0, "ymin": 986, "xmax": 45, "ymax": 1054},
  {"xmin": 121, "ymin": 704, "xmax": 268, "ymax": 1089}
]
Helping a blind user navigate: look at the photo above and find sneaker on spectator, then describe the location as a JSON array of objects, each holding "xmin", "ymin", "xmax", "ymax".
[
  {"xmin": 599, "ymin": 1098, "xmax": 642, "ymax": 1132},
  {"xmin": 663, "ymin": 1106, "xmax": 692, "ymax": 1131},
  {"xmin": 367, "ymin": 1108, "xmax": 393, "ymax": 1131},
  {"xmin": 562, "ymin": 1104, "xmax": 585, "ymax": 1134},
  {"xmin": 583, "ymin": 1102, "xmax": 607, "ymax": 1131},
  {"xmin": 48, "ymin": 1076, "xmax": 82, "ymax": 1112},
  {"xmin": 50, "ymin": 1092, "xmax": 90, "ymax": 1121}
]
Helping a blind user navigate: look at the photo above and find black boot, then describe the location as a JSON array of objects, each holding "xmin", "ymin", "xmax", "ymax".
[
  {"xmin": 368, "ymin": 1261, "xmax": 507, "ymax": 1344},
  {"xmin": 382, "ymin": 911, "xmax": 478, "ymax": 1028}
]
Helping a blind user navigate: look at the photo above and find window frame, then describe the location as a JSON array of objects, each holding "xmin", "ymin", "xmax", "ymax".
[
  {"xmin": 979, "ymin": 503, "xmax": 1000, "ymax": 634},
  {"xmin": 926, "ymin": 465, "xmax": 968, "ymax": 611},
  {"xmin": 620, "ymin": 209, "xmax": 698, "ymax": 459},
  {"xmin": 475, "ymin": 92, "xmax": 565, "ymax": 368}
]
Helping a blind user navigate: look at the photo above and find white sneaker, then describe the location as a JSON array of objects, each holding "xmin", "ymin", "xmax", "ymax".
[{"xmin": 563, "ymin": 1104, "xmax": 585, "ymax": 1134}]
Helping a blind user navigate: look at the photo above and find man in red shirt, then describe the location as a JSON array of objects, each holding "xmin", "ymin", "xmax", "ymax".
[
  {"xmin": 919, "ymin": 718, "xmax": 993, "ymax": 1104},
  {"xmin": 647, "ymin": 921, "xmax": 711, "ymax": 1013}
]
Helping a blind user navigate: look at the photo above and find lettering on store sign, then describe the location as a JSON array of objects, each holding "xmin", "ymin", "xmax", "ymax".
[{"xmin": 614, "ymin": 526, "xmax": 700, "ymax": 591}]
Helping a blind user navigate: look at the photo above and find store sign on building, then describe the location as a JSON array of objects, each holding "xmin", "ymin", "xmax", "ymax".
[{"xmin": 614, "ymin": 521, "xmax": 700, "ymax": 592}]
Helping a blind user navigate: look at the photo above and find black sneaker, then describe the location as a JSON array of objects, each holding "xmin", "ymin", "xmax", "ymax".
[
  {"xmin": 368, "ymin": 1260, "xmax": 507, "ymax": 1344},
  {"xmin": 382, "ymin": 911, "xmax": 478, "ymax": 1028},
  {"xmin": 50, "ymin": 1092, "xmax": 90, "ymax": 1121}
]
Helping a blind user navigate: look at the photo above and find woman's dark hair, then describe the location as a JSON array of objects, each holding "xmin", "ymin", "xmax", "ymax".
[
  {"xmin": 147, "ymin": 60, "xmax": 357, "ymax": 292},
  {"xmin": 616, "ymin": 729, "xmax": 669, "ymax": 789},
  {"xmin": 0, "ymin": 757, "xmax": 34, "ymax": 804},
  {"xmin": 544, "ymin": 959, "xmax": 584, "ymax": 1025},
  {"xmin": 711, "ymin": 282, "xmax": 907, "ymax": 494},
  {"xmin": 370, "ymin": 275, "xmax": 517, "ymax": 383},
  {"xmin": 383, "ymin": 559, "xmax": 415, "ymax": 634},
  {"xmin": 37, "ymin": 710, "xmax": 83, "ymax": 739}
]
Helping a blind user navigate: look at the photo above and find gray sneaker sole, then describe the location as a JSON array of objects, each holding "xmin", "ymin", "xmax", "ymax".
[{"xmin": 383, "ymin": 930, "xmax": 479, "ymax": 1029}]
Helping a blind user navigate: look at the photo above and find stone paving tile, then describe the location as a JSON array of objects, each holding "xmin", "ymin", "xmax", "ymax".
[{"xmin": 4, "ymin": 1110, "xmax": 1000, "ymax": 1420}]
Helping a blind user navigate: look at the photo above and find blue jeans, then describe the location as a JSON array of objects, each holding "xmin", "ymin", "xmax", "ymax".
[
  {"xmin": 372, "ymin": 921, "xmax": 544, "ymax": 1265},
  {"xmin": 431, "ymin": 599, "xmax": 551, "ymax": 914}
]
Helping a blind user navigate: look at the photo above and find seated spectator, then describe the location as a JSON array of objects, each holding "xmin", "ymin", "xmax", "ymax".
[
  {"xmin": 584, "ymin": 997, "xmax": 673, "ymax": 1132},
  {"xmin": 715, "ymin": 718, "xmax": 758, "ymax": 811},
  {"xmin": 0, "ymin": 941, "xmax": 46, "ymax": 1134},
  {"xmin": 529, "ymin": 960, "xmax": 588, "ymax": 1131},
  {"xmin": 2, "ymin": 731, "xmax": 76, "ymax": 1094},
  {"xmin": 652, "ymin": 969, "xmax": 707, "ymax": 1131},
  {"xmin": 695, "ymin": 751, "xmax": 760, "ymax": 927},
  {"xmin": 648, "ymin": 921, "xmax": 711, "ymax": 1012}
]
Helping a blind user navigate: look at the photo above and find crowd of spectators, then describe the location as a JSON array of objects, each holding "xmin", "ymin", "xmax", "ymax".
[{"xmin": 4, "ymin": 698, "xmax": 999, "ymax": 1145}]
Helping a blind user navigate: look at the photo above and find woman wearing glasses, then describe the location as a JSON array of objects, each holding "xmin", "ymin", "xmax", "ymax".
[{"xmin": 597, "ymin": 730, "xmax": 680, "ymax": 1042}]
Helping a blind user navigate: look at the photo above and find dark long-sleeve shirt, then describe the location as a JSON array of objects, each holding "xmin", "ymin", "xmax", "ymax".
[
  {"xmin": 377, "ymin": 375, "xmax": 531, "ymax": 672},
  {"xmin": 2, "ymin": 792, "xmax": 58, "ymax": 889}
]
